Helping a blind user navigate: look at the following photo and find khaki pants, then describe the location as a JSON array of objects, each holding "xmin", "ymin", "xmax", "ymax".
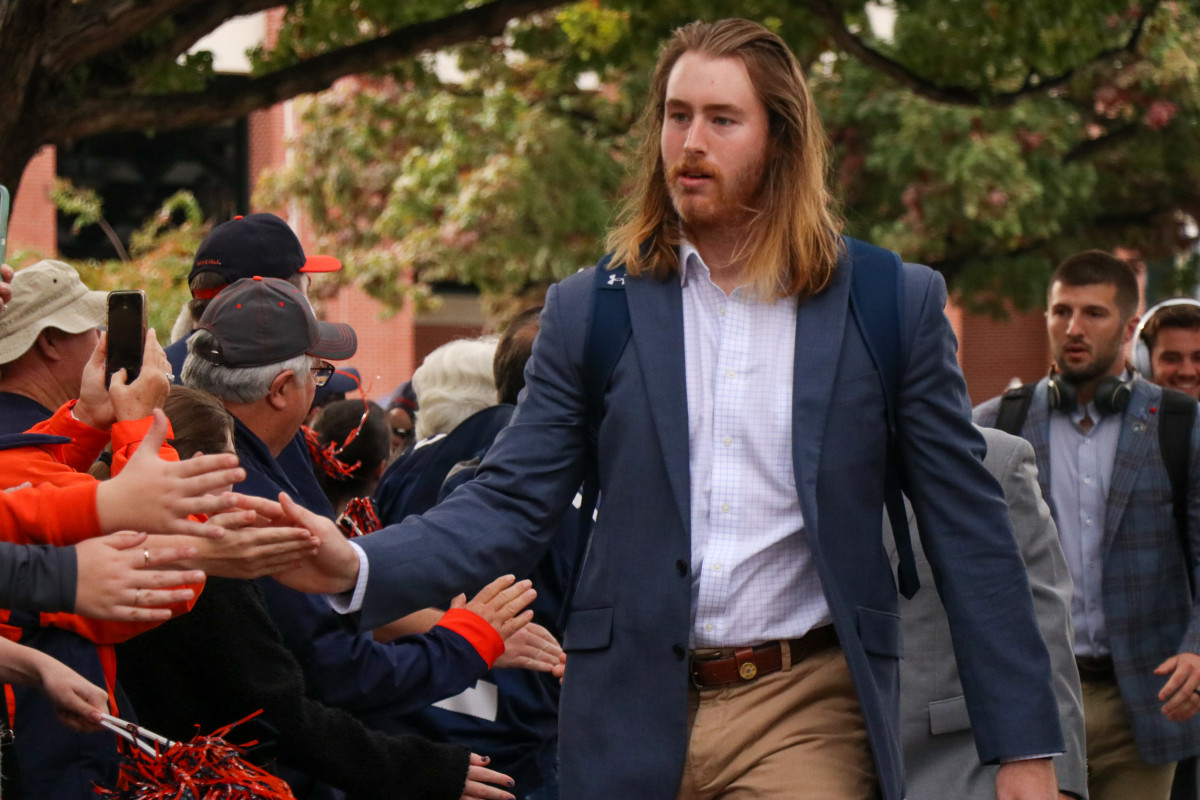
[
  {"xmin": 677, "ymin": 643, "xmax": 878, "ymax": 800},
  {"xmin": 1084, "ymin": 678, "xmax": 1176, "ymax": 800}
]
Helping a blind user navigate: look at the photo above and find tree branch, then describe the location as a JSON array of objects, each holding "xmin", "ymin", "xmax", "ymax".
[
  {"xmin": 44, "ymin": 0, "xmax": 564, "ymax": 143},
  {"xmin": 41, "ymin": 0, "xmax": 202, "ymax": 77},
  {"xmin": 799, "ymin": 0, "xmax": 1159, "ymax": 108},
  {"xmin": 1064, "ymin": 123, "xmax": 1141, "ymax": 163}
]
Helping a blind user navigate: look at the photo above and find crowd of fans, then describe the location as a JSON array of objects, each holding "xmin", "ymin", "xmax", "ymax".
[{"xmin": 0, "ymin": 214, "xmax": 562, "ymax": 800}]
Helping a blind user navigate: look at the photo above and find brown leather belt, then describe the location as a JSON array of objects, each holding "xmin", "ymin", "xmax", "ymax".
[
  {"xmin": 1075, "ymin": 655, "xmax": 1116, "ymax": 683},
  {"xmin": 689, "ymin": 625, "xmax": 839, "ymax": 689}
]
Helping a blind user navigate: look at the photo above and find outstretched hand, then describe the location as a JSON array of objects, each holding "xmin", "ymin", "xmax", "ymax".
[
  {"xmin": 184, "ymin": 504, "xmax": 317, "ymax": 579},
  {"xmin": 493, "ymin": 622, "xmax": 561, "ymax": 672},
  {"xmin": 451, "ymin": 575, "xmax": 535, "ymax": 643},
  {"xmin": 460, "ymin": 753, "xmax": 515, "ymax": 800},
  {"xmin": 95, "ymin": 410, "xmax": 244, "ymax": 538},
  {"xmin": 74, "ymin": 531, "xmax": 204, "ymax": 621},
  {"xmin": 264, "ymin": 492, "xmax": 360, "ymax": 595}
]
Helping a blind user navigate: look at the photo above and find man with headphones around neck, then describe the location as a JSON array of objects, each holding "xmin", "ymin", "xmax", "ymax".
[
  {"xmin": 1137, "ymin": 300, "xmax": 1200, "ymax": 401},
  {"xmin": 975, "ymin": 250, "xmax": 1200, "ymax": 800}
]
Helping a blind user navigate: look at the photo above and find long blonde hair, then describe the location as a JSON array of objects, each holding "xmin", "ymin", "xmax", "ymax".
[{"xmin": 606, "ymin": 19, "xmax": 843, "ymax": 301}]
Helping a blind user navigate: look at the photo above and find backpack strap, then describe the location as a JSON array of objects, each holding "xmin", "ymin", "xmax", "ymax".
[
  {"xmin": 582, "ymin": 255, "xmax": 631, "ymax": 429},
  {"xmin": 995, "ymin": 384, "xmax": 1035, "ymax": 436},
  {"xmin": 1159, "ymin": 387, "xmax": 1196, "ymax": 593},
  {"xmin": 844, "ymin": 236, "xmax": 920, "ymax": 599},
  {"xmin": 560, "ymin": 256, "xmax": 632, "ymax": 628}
]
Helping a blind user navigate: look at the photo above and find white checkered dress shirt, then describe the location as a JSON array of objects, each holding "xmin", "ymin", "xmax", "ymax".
[{"xmin": 681, "ymin": 244, "xmax": 832, "ymax": 648}]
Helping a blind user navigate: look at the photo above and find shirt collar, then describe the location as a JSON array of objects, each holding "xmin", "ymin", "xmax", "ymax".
[{"xmin": 678, "ymin": 240, "xmax": 708, "ymax": 288}]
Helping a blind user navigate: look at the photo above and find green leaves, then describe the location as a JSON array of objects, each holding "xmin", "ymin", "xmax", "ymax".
[{"xmin": 258, "ymin": 0, "xmax": 1200, "ymax": 318}]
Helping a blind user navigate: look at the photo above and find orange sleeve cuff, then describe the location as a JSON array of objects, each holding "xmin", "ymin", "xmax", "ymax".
[
  {"xmin": 436, "ymin": 608, "xmax": 505, "ymax": 668},
  {"xmin": 30, "ymin": 401, "xmax": 109, "ymax": 472},
  {"xmin": 111, "ymin": 415, "xmax": 178, "ymax": 475}
]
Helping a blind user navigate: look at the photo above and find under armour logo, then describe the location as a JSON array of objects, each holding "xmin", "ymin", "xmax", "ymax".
[{"xmin": 607, "ymin": 274, "xmax": 625, "ymax": 286}]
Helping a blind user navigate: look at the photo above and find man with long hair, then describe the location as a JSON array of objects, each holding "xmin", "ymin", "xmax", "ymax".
[{"xmin": 265, "ymin": 19, "xmax": 1062, "ymax": 800}]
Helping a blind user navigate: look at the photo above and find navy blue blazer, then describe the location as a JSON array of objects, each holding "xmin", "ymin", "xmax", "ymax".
[{"xmin": 351, "ymin": 251, "xmax": 1063, "ymax": 800}]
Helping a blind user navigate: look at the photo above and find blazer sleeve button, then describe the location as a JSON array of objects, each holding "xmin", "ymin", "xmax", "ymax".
[
  {"xmin": 675, "ymin": 559, "xmax": 688, "ymax": 576},
  {"xmin": 672, "ymin": 644, "xmax": 686, "ymax": 660}
]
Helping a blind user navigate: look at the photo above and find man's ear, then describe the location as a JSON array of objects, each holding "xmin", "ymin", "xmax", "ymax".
[
  {"xmin": 34, "ymin": 328, "xmax": 63, "ymax": 361},
  {"xmin": 266, "ymin": 370, "xmax": 296, "ymax": 410},
  {"xmin": 1123, "ymin": 313, "xmax": 1141, "ymax": 345}
]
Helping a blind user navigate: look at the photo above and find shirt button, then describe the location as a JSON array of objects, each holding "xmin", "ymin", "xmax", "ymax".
[
  {"xmin": 704, "ymin": 623, "xmax": 714, "ymax": 632},
  {"xmin": 722, "ymin": 436, "xmax": 733, "ymax": 447},
  {"xmin": 718, "ymin": 307, "xmax": 726, "ymax": 317},
  {"xmin": 726, "ymin": 370, "xmax": 736, "ymax": 379},
  {"xmin": 675, "ymin": 559, "xmax": 688, "ymax": 576},
  {"xmin": 719, "ymin": 503, "xmax": 730, "ymax": 513},
  {"xmin": 712, "ymin": 563, "xmax": 722, "ymax": 573}
]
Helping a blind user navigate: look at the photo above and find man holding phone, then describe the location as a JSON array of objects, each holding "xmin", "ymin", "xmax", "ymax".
[{"xmin": 0, "ymin": 260, "xmax": 108, "ymax": 433}]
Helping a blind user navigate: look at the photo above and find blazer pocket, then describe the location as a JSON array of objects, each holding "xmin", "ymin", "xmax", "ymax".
[
  {"xmin": 562, "ymin": 606, "xmax": 613, "ymax": 652},
  {"xmin": 928, "ymin": 695, "xmax": 971, "ymax": 735},
  {"xmin": 856, "ymin": 606, "xmax": 903, "ymax": 659}
]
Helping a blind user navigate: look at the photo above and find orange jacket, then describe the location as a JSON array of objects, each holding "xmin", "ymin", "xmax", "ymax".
[{"xmin": 0, "ymin": 402, "xmax": 204, "ymax": 645}]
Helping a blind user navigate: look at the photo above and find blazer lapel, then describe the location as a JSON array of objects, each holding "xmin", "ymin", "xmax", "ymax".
[
  {"xmin": 625, "ymin": 273, "xmax": 691, "ymax": 532},
  {"xmin": 1103, "ymin": 381, "xmax": 1155, "ymax": 554},
  {"xmin": 791, "ymin": 256, "xmax": 852, "ymax": 531}
]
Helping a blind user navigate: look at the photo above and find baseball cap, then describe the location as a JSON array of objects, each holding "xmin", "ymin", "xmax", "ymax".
[
  {"xmin": 188, "ymin": 214, "xmax": 341, "ymax": 293},
  {"xmin": 193, "ymin": 276, "xmax": 357, "ymax": 368},
  {"xmin": 0, "ymin": 260, "xmax": 107, "ymax": 364}
]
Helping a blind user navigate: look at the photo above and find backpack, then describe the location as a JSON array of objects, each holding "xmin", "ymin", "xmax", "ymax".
[
  {"xmin": 994, "ymin": 382, "xmax": 1196, "ymax": 590},
  {"xmin": 567, "ymin": 236, "xmax": 919, "ymax": 622}
]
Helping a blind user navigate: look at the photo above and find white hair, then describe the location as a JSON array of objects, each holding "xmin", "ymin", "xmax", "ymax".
[
  {"xmin": 412, "ymin": 336, "xmax": 499, "ymax": 441},
  {"xmin": 182, "ymin": 329, "xmax": 311, "ymax": 404}
]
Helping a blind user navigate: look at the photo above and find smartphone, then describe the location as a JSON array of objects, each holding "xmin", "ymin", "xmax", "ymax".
[
  {"xmin": 105, "ymin": 290, "xmax": 146, "ymax": 388},
  {"xmin": 0, "ymin": 185, "xmax": 10, "ymax": 266}
]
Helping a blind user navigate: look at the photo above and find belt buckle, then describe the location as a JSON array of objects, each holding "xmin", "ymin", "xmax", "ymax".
[
  {"xmin": 688, "ymin": 650, "xmax": 722, "ymax": 689},
  {"xmin": 738, "ymin": 661, "xmax": 757, "ymax": 680}
]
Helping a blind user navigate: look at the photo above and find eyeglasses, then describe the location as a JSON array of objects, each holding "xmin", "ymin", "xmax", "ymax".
[{"xmin": 311, "ymin": 360, "xmax": 336, "ymax": 387}]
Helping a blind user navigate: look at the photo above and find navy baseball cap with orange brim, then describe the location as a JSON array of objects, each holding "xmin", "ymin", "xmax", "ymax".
[
  {"xmin": 193, "ymin": 276, "xmax": 357, "ymax": 368},
  {"xmin": 188, "ymin": 213, "xmax": 341, "ymax": 298}
]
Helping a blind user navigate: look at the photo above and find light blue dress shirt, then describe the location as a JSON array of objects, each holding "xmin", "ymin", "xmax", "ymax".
[
  {"xmin": 680, "ymin": 244, "xmax": 831, "ymax": 648},
  {"xmin": 1049, "ymin": 397, "xmax": 1121, "ymax": 657}
]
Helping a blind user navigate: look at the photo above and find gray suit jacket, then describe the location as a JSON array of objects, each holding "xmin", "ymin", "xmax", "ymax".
[{"xmin": 890, "ymin": 427, "xmax": 1086, "ymax": 799}]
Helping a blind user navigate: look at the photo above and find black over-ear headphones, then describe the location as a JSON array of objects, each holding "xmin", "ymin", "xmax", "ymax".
[{"xmin": 1047, "ymin": 366, "xmax": 1132, "ymax": 415}]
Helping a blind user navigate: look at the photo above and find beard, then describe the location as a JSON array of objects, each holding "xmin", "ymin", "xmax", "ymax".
[
  {"xmin": 665, "ymin": 154, "xmax": 765, "ymax": 232},
  {"xmin": 1054, "ymin": 334, "xmax": 1125, "ymax": 385}
]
